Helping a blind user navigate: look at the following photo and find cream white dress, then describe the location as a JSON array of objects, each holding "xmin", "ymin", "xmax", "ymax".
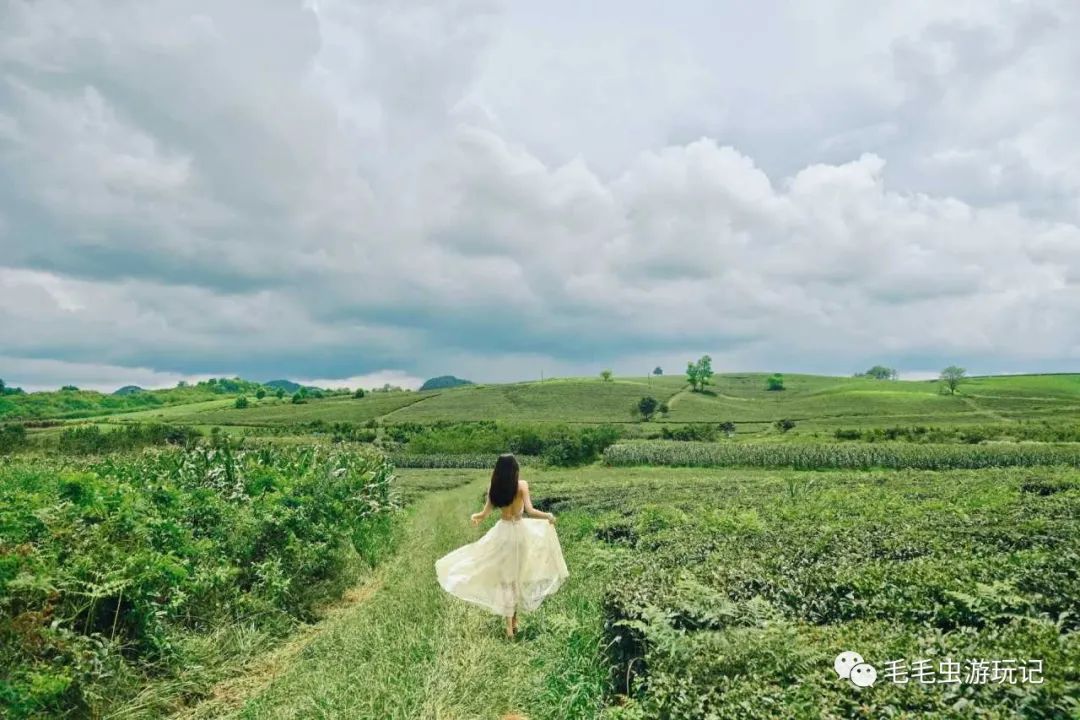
[{"xmin": 435, "ymin": 503, "xmax": 569, "ymax": 617}]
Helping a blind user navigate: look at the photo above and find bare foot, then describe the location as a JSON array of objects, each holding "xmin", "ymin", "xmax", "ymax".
[
  {"xmin": 505, "ymin": 617, "xmax": 515, "ymax": 639},
  {"xmin": 512, "ymin": 614, "xmax": 519, "ymax": 635}
]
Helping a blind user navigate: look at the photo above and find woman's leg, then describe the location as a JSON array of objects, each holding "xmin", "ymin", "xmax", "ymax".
[
  {"xmin": 505, "ymin": 614, "xmax": 515, "ymax": 638},
  {"xmin": 512, "ymin": 612, "xmax": 518, "ymax": 634}
]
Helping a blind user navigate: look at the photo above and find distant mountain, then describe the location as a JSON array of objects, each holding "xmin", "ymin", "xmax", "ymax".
[
  {"xmin": 113, "ymin": 385, "xmax": 145, "ymax": 396},
  {"xmin": 420, "ymin": 375, "xmax": 474, "ymax": 391},
  {"xmin": 264, "ymin": 379, "xmax": 303, "ymax": 393}
]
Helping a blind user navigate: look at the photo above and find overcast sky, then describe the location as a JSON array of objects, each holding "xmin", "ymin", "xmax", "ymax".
[{"xmin": 2, "ymin": 0, "xmax": 1079, "ymax": 391}]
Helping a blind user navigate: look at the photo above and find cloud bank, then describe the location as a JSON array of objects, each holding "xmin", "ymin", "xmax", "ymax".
[{"xmin": 2, "ymin": 0, "xmax": 1079, "ymax": 391}]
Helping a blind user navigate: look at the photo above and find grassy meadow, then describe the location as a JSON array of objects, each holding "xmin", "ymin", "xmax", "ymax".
[{"xmin": 2, "ymin": 371, "xmax": 1079, "ymax": 718}]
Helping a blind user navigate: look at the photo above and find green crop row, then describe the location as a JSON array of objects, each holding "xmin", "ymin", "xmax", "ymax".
[
  {"xmin": 604, "ymin": 440, "xmax": 1080, "ymax": 470},
  {"xmin": 387, "ymin": 453, "xmax": 537, "ymax": 469}
]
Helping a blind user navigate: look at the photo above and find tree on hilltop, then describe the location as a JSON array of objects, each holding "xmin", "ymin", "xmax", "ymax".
[
  {"xmin": 686, "ymin": 355, "xmax": 713, "ymax": 392},
  {"xmin": 940, "ymin": 366, "xmax": 966, "ymax": 395}
]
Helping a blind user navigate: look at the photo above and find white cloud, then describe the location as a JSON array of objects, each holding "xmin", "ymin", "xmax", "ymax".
[
  {"xmin": 0, "ymin": 355, "xmax": 210, "ymax": 393},
  {"xmin": 0, "ymin": 0, "xmax": 1079, "ymax": 390}
]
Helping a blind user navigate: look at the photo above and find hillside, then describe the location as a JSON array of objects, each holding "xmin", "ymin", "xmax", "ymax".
[
  {"xmin": 75, "ymin": 372, "xmax": 1080, "ymax": 432},
  {"xmin": 0, "ymin": 377, "xmax": 267, "ymax": 421},
  {"xmin": 419, "ymin": 375, "xmax": 473, "ymax": 391}
]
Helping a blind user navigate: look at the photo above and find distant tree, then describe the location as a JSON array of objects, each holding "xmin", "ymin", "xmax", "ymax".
[
  {"xmin": 865, "ymin": 365, "xmax": 898, "ymax": 380},
  {"xmin": 686, "ymin": 355, "xmax": 713, "ymax": 392},
  {"xmin": 720, "ymin": 421, "xmax": 737, "ymax": 437},
  {"xmin": 766, "ymin": 373, "xmax": 785, "ymax": 391},
  {"xmin": 234, "ymin": 396, "xmax": 249, "ymax": 409},
  {"xmin": 177, "ymin": 380, "xmax": 188, "ymax": 388},
  {"xmin": 0, "ymin": 379, "xmax": 5, "ymax": 393},
  {"xmin": 255, "ymin": 388, "xmax": 266, "ymax": 400},
  {"xmin": 653, "ymin": 366, "xmax": 663, "ymax": 376},
  {"xmin": 61, "ymin": 385, "xmax": 78, "ymax": 392},
  {"xmin": 291, "ymin": 393, "xmax": 306, "ymax": 404},
  {"xmin": 940, "ymin": 366, "xmax": 966, "ymax": 395},
  {"xmin": 354, "ymin": 388, "xmax": 366, "ymax": 398},
  {"xmin": 275, "ymin": 388, "xmax": 285, "ymax": 400},
  {"xmin": 658, "ymin": 401, "xmax": 670, "ymax": 415},
  {"xmin": 637, "ymin": 396, "xmax": 659, "ymax": 421},
  {"xmin": 775, "ymin": 418, "xmax": 796, "ymax": 433},
  {"xmin": 600, "ymin": 370, "xmax": 613, "ymax": 382}
]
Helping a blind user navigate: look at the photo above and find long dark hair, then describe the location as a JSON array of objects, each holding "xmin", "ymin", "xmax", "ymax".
[{"xmin": 488, "ymin": 453, "xmax": 520, "ymax": 507}]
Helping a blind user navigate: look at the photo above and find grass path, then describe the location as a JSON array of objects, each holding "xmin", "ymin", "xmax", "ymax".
[{"xmin": 186, "ymin": 480, "xmax": 611, "ymax": 720}]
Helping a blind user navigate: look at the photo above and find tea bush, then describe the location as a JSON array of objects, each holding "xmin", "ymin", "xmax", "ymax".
[
  {"xmin": 0, "ymin": 444, "xmax": 398, "ymax": 718},
  {"xmin": 527, "ymin": 466, "xmax": 1080, "ymax": 718}
]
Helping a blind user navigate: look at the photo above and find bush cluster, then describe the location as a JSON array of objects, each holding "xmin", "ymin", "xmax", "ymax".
[
  {"xmin": 387, "ymin": 421, "xmax": 623, "ymax": 466},
  {"xmin": 0, "ymin": 445, "xmax": 398, "ymax": 717},
  {"xmin": 0, "ymin": 424, "xmax": 28, "ymax": 454},
  {"xmin": 57, "ymin": 423, "xmax": 201, "ymax": 455}
]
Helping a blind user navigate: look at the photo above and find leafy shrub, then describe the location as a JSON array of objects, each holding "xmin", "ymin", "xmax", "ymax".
[
  {"xmin": 540, "ymin": 425, "xmax": 621, "ymax": 466},
  {"xmin": 774, "ymin": 418, "xmax": 796, "ymax": 433},
  {"xmin": 0, "ymin": 445, "xmax": 398, "ymax": 717},
  {"xmin": 0, "ymin": 424, "xmax": 28, "ymax": 454},
  {"xmin": 396, "ymin": 422, "xmax": 623, "ymax": 466},
  {"xmin": 636, "ymin": 396, "xmax": 659, "ymax": 421},
  {"xmin": 57, "ymin": 424, "xmax": 201, "ymax": 455},
  {"xmin": 235, "ymin": 396, "xmax": 249, "ymax": 409},
  {"xmin": 660, "ymin": 424, "xmax": 718, "ymax": 442}
]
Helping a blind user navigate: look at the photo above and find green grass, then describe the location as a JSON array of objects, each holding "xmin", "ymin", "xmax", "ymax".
[
  {"xmin": 165, "ymin": 464, "xmax": 1080, "ymax": 719},
  {"xmin": 20, "ymin": 373, "xmax": 1080, "ymax": 436},
  {"xmin": 386, "ymin": 377, "xmax": 686, "ymax": 424},
  {"xmin": 6, "ymin": 453, "xmax": 1077, "ymax": 718},
  {"xmin": 99, "ymin": 393, "xmax": 424, "ymax": 427},
  {"xmin": 191, "ymin": 477, "xmax": 614, "ymax": 720}
]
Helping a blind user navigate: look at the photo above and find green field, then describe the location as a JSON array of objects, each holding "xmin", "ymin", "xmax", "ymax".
[
  {"xmin": 3, "ymin": 372, "xmax": 1080, "ymax": 718},
  {"xmin": 181, "ymin": 466, "xmax": 1077, "ymax": 719},
  {"xmin": 37, "ymin": 372, "xmax": 1080, "ymax": 435}
]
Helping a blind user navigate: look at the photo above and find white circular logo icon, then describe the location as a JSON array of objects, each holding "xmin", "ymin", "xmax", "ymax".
[
  {"xmin": 849, "ymin": 662, "xmax": 877, "ymax": 687},
  {"xmin": 834, "ymin": 651, "xmax": 864, "ymax": 680}
]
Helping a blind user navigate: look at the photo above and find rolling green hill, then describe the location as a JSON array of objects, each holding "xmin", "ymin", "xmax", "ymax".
[{"xmin": 58, "ymin": 372, "xmax": 1080, "ymax": 433}]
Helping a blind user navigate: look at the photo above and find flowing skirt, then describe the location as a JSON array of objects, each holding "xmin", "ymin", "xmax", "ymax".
[{"xmin": 435, "ymin": 518, "xmax": 569, "ymax": 617}]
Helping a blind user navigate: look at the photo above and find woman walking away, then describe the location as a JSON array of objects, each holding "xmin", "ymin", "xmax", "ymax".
[{"xmin": 435, "ymin": 453, "xmax": 569, "ymax": 638}]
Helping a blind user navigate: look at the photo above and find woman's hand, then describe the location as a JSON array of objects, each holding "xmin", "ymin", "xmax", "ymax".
[{"xmin": 470, "ymin": 512, "xmax": 484, "ymax": 527}]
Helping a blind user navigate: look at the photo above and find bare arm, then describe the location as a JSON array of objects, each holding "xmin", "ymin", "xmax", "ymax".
[
  {"xmin": 471, "ymin": 497, "xmax": 493, "ymax": 526},
  {"xmin": 521, "ymin": 481, "xmax": 555, "ymax": 524}
]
